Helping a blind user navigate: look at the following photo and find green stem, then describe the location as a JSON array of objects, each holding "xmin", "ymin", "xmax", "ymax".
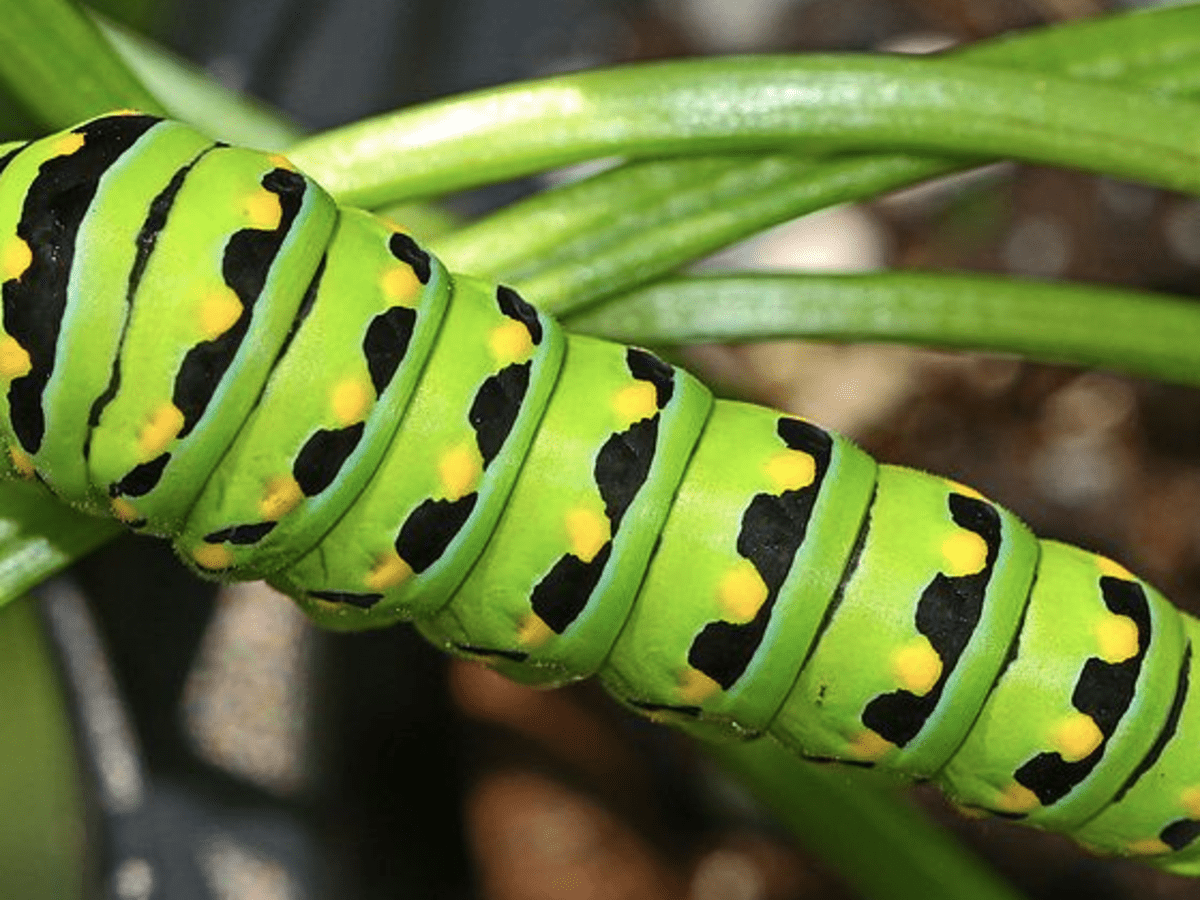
[
  {"xmin": 432, "ymin": 4, "xmax": 1200, "ymax": 312},
  {"xmin": 566, "ymin": 272, "xmax": 1200, "ymax": 387},
  {"xmin": 429, "ymin": 155, "xmax": 783, "ymax": 278},
  {"xmin": 289, "ymin": 53, "xmax": 1200, "ymax": 208},
  {"xmin": 493, "ymin": 155, "xmax": 952, "ymax": 315},
  {"xmin": 706, "ymin": 737, "xmax": 1028, "ymax": 900},
  {"xmin": 959, "ymin": 3, "xmax": 1200, "ymax": 86}
]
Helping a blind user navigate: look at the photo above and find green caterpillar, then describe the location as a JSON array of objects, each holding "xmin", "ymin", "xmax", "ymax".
[{"xmin": 3, "ymin": 111, "xmax": 1200, "ymax": 875}]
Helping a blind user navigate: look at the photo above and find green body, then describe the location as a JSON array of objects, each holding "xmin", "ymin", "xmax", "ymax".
[{"xmin": 4, "ymin": 114, "xmax": 1200, "ymax": 875}]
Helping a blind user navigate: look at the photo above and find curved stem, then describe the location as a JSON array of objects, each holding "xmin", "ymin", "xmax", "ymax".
[
  {"xmin": 430, "ymin": 5, "xmax": 1200, "ymax": 312},
  {"xmin": 290, "ymin": 54, "xmax": 1200, "ymax": 207},
  {"xmin": 705, "ymin": 737, "xmax": 1028, "ymax": 900},
  {"xmin": 565, "ymin": 272, "xmax": 1200, "ymax": 388}
]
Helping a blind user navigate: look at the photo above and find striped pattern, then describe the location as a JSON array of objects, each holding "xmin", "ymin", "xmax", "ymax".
[{"xmin": 3, "ymin": 114, "xmax": 1200, "ymax": 876}]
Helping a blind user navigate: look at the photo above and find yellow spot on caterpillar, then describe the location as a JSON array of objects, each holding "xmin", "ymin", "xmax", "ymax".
[
  {"xmin": 1126, "ymin": 837, "xmax": 1171, "ymax": 857},
  {"xmin": 1094, "ymin": 613, "xmax": 1139, "ymax": 663},
  {"xmin": 949, "ymin": 802, "xmax": 989, "ymax": 821},
  {"xmin": 52, "ymin": 133, "xmax": 85, "ymax": 157},
  {"xmin": 941, "ymin": 529, "xmax": 988, "ymax": 576},
  {"xmin": 1054, "ymin": 712, "xmax": 1103, "ymax": 762},
  {"xmin": 198, "ymin": 287, "xmax": 243, "ymax": 339},
  {"xmin": 244, "ymin": 188, "xmax": 282, "ymax": 230},
  {"xmin": 365, "ymin": 551, "xmax": 412, "ymax": 590},
  {"xmin": 678, "ymin": 667, "xmax": 721, "ymax": 704},
  {"xmin": 1097, "ymin": 555, "xmax": 1135, "ymax": 581},
  {"xmin": 612, "ymin": 382, "xmax": 657, "ymax": 426},
  {"xmin": 565, "ymin": 506, "xmax": 609, "ymax": 562},
  {"xmin": 517, "ymin": 614, "xmax": 554, "ymax": 648},
  {"xmin": 488, "ymin": 320, "xmax": 532, "ymax": 365},
  {"xmin": 765, "ymin": 450, "xmax": 815, "ymax": 492},
  {"xmin": 945, "ymin": 479, "xmax": 984, "ymax": 500},
  {"xmin": 892, "ymin": 637, "xmax": 943, "ymax": 695},
  {"xmin": 849, "ymin": 729, "xmax": 894, "ymax": 762},
  {"xmin": 1180, "ymin": 785, "xmax": 1200, "ymax": 817},
  {"xmin": 110, "ymin": 497, "xmax": 141, "ymax": 523},
  {"xmin": 267, "ymin": 153, "xmax": 295, "ymax": 170},
  {"xmin": 192, "ymin": 543, "xmax": 234, "ymax": 571},
  {"xmin": 718, "ymin": 561, "xmax": 768, "ymax": 623},
  {"xmin": 259, "ymin": 475, "xmax": 303, "ymax": 519},
  {"xmin": 8, "ymin": 444, "xmax": 34, "ymax": 479},
  {"xmin": 995, "ymin": 782, "xmax": 1041, "ymax": 814},
  {"xmin": 138, "ymin": 403, "xmax": 184, "ymax": 456},
  {"xmin": 0, "ymin": 336, "xmax": 31, "ymax": 378},
  {"xmin": 331, "ymin": 378, "xmax": 371, "ymax": 425},
  {"xmin": 439, "ymin": 443, "xmax": 482, "ymax": 500},
  {"xmin": 1074, "ymin": 838, "xmax": 1106, "ymax": 857},
  {"xmin": 380, "ymin": 265, "xmax": 420, "ymax": 304},
  {"xmin": 1, "ymin": 237, "xmax": 31, "ymax": 280}
]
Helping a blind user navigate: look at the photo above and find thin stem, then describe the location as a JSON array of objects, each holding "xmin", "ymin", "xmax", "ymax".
[
  {"xmin": 431, "ymin": 4, "xmax": 1200, "ymax": 312},
  {"xmin": 706, "ymin": 737, "xmax": 1028, "ymax": 900},
  {"xmin": 566, "ymin": 272, "xmax": 1200, "ymax": 387},
  {"xmin": 289, "ymin": 54, "xmax": 1200, "ymax": 208}
]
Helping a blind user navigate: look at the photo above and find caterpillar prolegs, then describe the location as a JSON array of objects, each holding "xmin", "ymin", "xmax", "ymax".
[{"xmin": 3, "ymin": 112, "xmax": 1200, "ymax": 874}]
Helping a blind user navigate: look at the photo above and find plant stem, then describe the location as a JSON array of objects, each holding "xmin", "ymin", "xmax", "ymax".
[{"xmin": 566, "ymin": 272, "xmax": 1200, "ymax": 387}]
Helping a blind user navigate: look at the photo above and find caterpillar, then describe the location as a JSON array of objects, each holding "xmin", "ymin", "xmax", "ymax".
[{"xmin": 3, "ymin": 111, "xmax": 1200, "ymax": 876}]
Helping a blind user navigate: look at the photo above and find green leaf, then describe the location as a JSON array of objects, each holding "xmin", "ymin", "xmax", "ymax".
[
  {"xmin": 88, "ymin": 0, "xmax": 162, "ymax": 32},
  {"xmin": 566, "ymin": 272, "xmax": 1200, "ymax": 387},
  {"xmin": 0, "ymin": 0, "xmax": 165, "ymax": 127},
  {"xmin": 92, "ymin": 12, "xmax": 302, "ymax": 149},
  {"xmin": 0, "ymin": 597, "xmax": 86, "ymax": 900},
  {"xmin": 0, "ymin": 481, "xmax": 120, "ymax": 611}
]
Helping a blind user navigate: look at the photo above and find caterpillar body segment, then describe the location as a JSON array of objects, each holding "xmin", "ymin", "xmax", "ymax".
[
  {"xmin": 0, "ymin": 111, "xmax": 340, "ymax": 534},
  {"xmin": 1074, "ymin": 614, "xmax": 1200, "ymax": 859},
  {"xmin": 940, "ymin": 541, "xmax": 1187, "ymax": 830},
  {"xmin": 417, "ymin": 334, "xmax": 713, "ymax": 687},
  {"xmin": 181, "ymin": 208, "xmax": 453, "ymax": 581},
  {"xmin": 770, "ymin": 467, "xmax": 1038, "ymax": 775},
  {"xmin": 4, "ymin": 114, "xmax": 1200, "ymax": 875},
  {"xmin": 597, "ymin": 403, "xmax": 877, "ymax": 741},
  {"xmin": 88, "ymin": 143, "xmax": 337, "ymax": 535},
  {"xmin": 279, "ymin": 274, "xmax": 566, "ymax": 624},
  {"xmin": 0, "ymin": 119, "xmax": 214, "ymax": 506}
]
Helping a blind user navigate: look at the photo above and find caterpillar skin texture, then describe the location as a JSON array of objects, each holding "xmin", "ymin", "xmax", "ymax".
[{"xmin": 3, "ymin": 112, "xmax": 1200, "ymax": 874}]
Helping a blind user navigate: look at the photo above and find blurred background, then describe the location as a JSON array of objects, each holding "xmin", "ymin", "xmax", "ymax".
[{"xmin": 5, "ymin": 1, "xmax": 1200, "ymax": 898}]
